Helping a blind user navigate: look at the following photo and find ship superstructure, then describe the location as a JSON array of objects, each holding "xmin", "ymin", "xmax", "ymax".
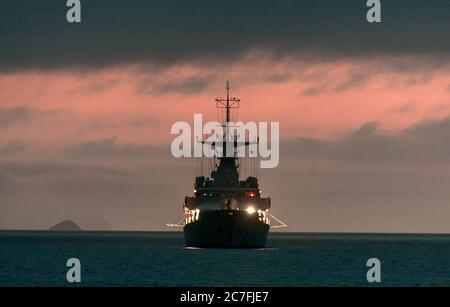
[{"xmin": 170, "ymin": 82, "xmax": 285, "ymax": 248}]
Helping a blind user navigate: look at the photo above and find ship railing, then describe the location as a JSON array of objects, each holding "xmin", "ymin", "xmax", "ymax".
[
  {"xmin": 269, "ymin": 213, "xmax": 288, "ymax": 229},
  {"xmin": 166, "ymin": 217, "xmax": 185, "ymax": 228}
]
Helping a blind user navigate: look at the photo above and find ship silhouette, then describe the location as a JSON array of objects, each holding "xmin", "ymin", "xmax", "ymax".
[{"xmin": 169, "ymin": 81, "xmax": 285, "ymax": 248}]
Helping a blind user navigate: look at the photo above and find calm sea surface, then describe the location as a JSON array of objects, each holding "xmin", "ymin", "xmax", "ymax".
[{"xmin": 1, "ymin": 231, "xmax": 450, "ymax": 286}]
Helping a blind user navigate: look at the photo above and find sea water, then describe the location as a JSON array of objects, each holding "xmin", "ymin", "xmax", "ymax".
[{"xmin": 1, "ymin": 231, "xmax": 449, "ymax": 286}]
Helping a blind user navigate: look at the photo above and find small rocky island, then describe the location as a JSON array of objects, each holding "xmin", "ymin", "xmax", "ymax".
[{"xmin": 50, "ymin": 220, "xmax": 82, "ymax": 231}]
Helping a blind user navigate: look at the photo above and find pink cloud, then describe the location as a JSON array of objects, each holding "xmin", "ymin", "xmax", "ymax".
[{"xmin": 1, "ymin": 55, "xmax": 449, "ymax": 150}]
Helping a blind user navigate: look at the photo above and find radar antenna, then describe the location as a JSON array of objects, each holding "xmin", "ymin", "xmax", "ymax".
[{"xmin": 215, "ymin": 81, "xmax": 240, "ymax": 157}]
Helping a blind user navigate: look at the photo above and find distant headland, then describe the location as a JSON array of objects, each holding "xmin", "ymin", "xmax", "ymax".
[{"xmin": 49, "ymin": 220, "xmax": 82, "ymax": 231}]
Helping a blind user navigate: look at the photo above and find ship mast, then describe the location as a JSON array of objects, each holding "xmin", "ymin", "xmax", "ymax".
[
  {"xmin": 211, "ymin": 81, "xmax": 241, "ymax": 187},
  {"xmin": 215, "ymin": 80, "xmax": 240, "ymax": 157},
  {"xmin": 226, "ymin": 80, "xmax": 230, "ymax": 125}
]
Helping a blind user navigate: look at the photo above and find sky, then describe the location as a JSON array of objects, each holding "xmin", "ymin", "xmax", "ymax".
[{"xmin": 1, "ymin": 0, "xmax": 450, "ymax": 232}]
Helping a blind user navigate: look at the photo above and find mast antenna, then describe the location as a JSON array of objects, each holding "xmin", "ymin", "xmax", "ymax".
[
  {"xmin": 226, "ymin": 80, "xmax": 230, "ymax": 124},
  {"xmin": 215, "ymin": 81, "xmax": 240, "ymax": 157},
  {"xmin": 216, "ymin": 80, "xmax": 240, "ymax": 123}
]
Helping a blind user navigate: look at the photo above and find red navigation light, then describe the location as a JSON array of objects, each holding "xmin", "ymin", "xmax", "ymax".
[{"xmin": 246, "ymin": 191, "xmax": 256, "ymax": 197}]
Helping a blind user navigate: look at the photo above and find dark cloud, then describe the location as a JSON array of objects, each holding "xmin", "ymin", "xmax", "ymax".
[
  {"xmin": 263, "ymin": 74, "xmax": 291, "ymax": 84},
  {"xmin": 334, "ymin": 70, "xmax": 372, "ymax": 92},
  {"xmin": 281, "ymin": 117, "xmax": 450, "ymax": 166},
  {"xmin": 4, "ymin": 117, "xmax": 450, "ymax": 231},
  {"xmin": 332, "ymin": 57, "xmax": 446, "ymax": 92},
  {"xmin": 0, "ymin": 161, "xmax": 130, "ymax": 178},
  {"xmin": 82, "ymin": 116, "xmax": 160, "ymax": 131},
  {"xmin": 260, "ymin": 163, "xmax": 450, "ymax": 233},
  {"xmin": 86, "ymin": 77, "xmax": 120, "ymax": 93},
  {"xmin": 296, "ymin": 55, "xmax": 450, "ymax": 97},
  {"xmin": 0, "ymin": 142, "xmax": 26, "ymax": 157},
  {"xmin": 1, "ymin": 0, "xmax": 449, "ymax": 71},
  {"xmin": 0, "ymin": 106, "xmax": 57, "ymax": 128},
  {"xmin": 156, "ymin": 76, "xmax": 215, "ymax": 94},
  {"xmin": 0, "ymin": 107, "xmax": 31, "ymax": 128},
  {"xmin": 137, "ymin": 75, "xmax": 215, "ymax": 95},
  {"xmin": 301, "ymin": 85, "xmax": 327, "ymax": 97},
  {"xmin": 63, "ymin": 137, "xmax": 167, "ymax": 159},
  {"xmin": 0, "ymin": 160, "xmax": 194, "ymax": 230}
]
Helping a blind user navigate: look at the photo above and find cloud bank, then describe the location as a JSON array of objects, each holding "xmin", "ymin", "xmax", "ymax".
[
  {"xmin": 2, "ymin": 116, "xmax": 450, "ymax": 232},
  {"xmin": 1, "ymin": 0, "xmax": 450, "ymax": 71}
]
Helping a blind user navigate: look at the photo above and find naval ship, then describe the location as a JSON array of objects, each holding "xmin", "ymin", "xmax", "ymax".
[{"xmin": 169, "ymin": 82, "xmax": 285, "ymax": 248}]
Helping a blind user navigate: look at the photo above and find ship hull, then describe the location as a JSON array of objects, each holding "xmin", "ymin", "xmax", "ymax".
[{"xmin": 184, "ymin": 210, "xmax": 269, "ymax": 248}]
